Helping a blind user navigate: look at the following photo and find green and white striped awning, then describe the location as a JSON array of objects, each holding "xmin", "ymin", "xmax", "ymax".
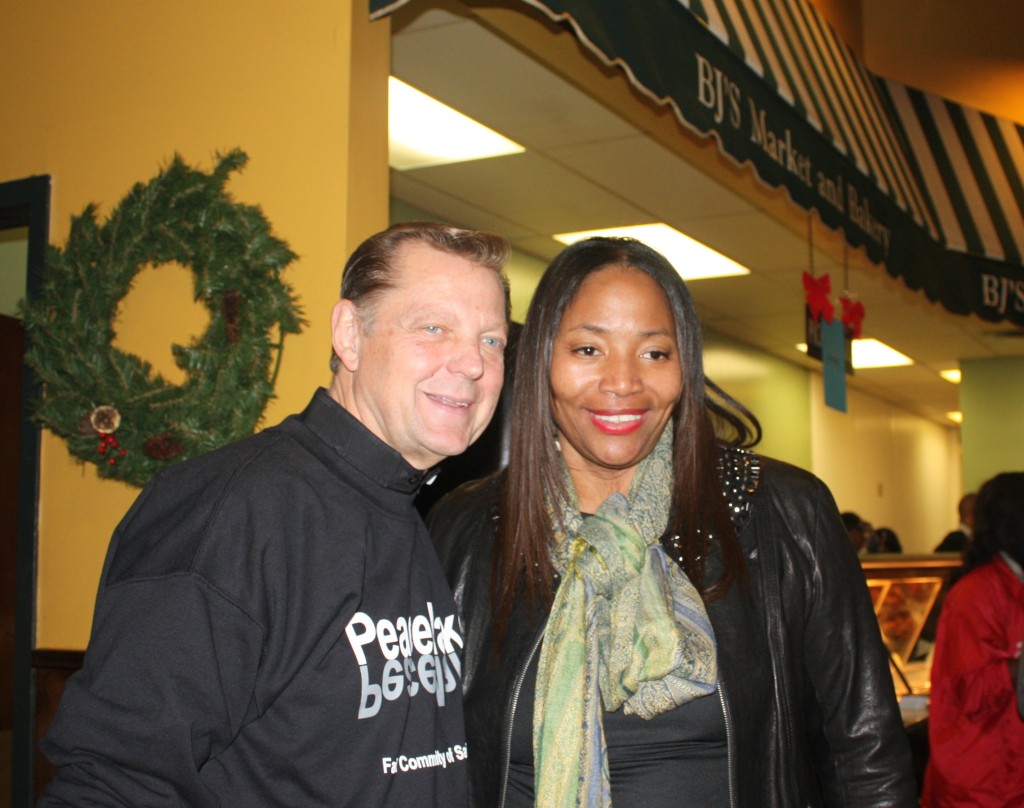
[
  {"xmin": 371, "ymin": 0, "xmax": 1024, "ymax": 325},
  {"xmin": 883, "ymin": 81, "xmax": 1024, "ymax": 265},
  {"xmin": 680, "ymin": 0, "xmax": 1024, "ymax": 320},
  {"xmin": 680, "ymin": 0, "xmax": 933, "ymax": 229}
]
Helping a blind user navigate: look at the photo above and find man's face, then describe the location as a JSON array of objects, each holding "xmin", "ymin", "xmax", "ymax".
[{"xmin": 336, "ymin": 242, "xmax": 508, "ymax": 469}]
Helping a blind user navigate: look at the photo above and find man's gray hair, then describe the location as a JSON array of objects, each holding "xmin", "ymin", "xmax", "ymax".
[{"xmin": 330, "ymin": 221, "xmax": 511, "ymax": 372}]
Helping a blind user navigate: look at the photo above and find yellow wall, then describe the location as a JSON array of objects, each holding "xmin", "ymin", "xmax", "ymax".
[
  {"xmin": 1, "ymin": 1, "xmax": 390, "ymax": 649},
  {"xmin": 703, "ymin": 330, "xmax": 813, "ymax": 469},
  {"xmin": 960, "ymin": 356, "xmax": 1024, "ymax": 492},
  {"xmin": 811, "ymin": 376, "xmax": 961, "ymax": 553}
]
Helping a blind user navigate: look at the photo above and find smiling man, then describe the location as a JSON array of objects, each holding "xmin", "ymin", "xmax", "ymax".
[
  {"xmin": 331, "ymin": 237, "xmax": 509, "ymax": 468},
  {"xmin": 39, "ymin": 222, "xmax": 511, "ymax": 808}
]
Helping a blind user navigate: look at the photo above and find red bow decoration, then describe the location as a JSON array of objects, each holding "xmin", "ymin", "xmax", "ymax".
[
  {"xmin": 803, "ymin": 271, "xmax": 834, "ymax": 323},
  {"xmin": 841, "ymin": 295, "xmax": 866, "ymax": 339}
]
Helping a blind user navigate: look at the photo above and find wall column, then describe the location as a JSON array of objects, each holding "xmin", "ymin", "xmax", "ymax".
[{"xmin": 960, "ymin": 356, "xmax": 1024, "ymax": 492}]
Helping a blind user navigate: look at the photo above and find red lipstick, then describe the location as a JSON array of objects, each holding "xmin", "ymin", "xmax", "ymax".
[{"xmin": 588, "ymin": 409, "xmax": 645, "ymax": 435}]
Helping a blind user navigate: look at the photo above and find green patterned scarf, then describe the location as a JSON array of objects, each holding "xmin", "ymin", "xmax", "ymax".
[{"xmin": 533, "ymin": 426, "xmax": 717, "ymax": 808}]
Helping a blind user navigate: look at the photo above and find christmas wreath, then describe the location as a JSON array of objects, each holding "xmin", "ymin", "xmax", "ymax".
[{"xmin": 22, "ymin": 149, "xmax": 304, "ymax": 487}]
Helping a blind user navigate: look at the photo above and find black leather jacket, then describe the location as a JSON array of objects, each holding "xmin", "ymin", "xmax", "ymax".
[{"xmin": 429, "ymin": 449, "xmax": 917, "ymax": 807}]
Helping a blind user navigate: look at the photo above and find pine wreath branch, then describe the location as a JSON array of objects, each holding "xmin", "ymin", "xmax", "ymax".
[{"xmin": 21, "ymin": 149, "xmax": 304, "ymax": 486}]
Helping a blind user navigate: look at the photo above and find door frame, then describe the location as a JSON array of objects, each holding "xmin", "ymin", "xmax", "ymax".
[{"xmin": 0, "ymin": 175, "xmax": 50, "ymax": 808}]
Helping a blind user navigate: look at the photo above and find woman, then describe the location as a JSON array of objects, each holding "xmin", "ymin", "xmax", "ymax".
[
  {"xmin": 430, "ymin": 237, "xmax": 915, "ymax": 807},
  {"xmin": 871, "ymin": 527, "xmax": 903, "ymax": 554},
  {"xmin": 923, "ymin": 472, "xmax": 1024, "ymax": 807}
]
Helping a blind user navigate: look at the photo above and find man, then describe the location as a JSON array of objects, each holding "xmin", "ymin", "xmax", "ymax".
[
  {"xmin": 934, "ymin": 493, "xmax": 977, "ymax": 553},
  {"xmin": 39, "ymin": 221, "xmax": 511, "ymax": 807}
]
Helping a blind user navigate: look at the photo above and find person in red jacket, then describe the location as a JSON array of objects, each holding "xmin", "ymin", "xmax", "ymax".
[{"xmin": 923, "ymin": 472, "xmax": 1024, "ymax": 807}]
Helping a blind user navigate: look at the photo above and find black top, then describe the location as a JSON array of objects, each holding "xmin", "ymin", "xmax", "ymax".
[
  {"xmin": 40, "ymin": 390, "xmax": 469, "ymax": 808},
  {"xmin": 935, "ymin": 529, "xmax": 969, "ymax": 553},
  {"xmin": 506, "ymin": 644, "xmax": 728, "ymax": 808}
]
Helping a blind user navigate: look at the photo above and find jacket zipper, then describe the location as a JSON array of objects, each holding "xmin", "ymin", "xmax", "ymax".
[
  {"xmin": 718, "ymin": 678, "xmax": 737, "ymax": 808},
  {"xmin": 498, "ymin": 627, "xmax": 546, "ymax": 808}
]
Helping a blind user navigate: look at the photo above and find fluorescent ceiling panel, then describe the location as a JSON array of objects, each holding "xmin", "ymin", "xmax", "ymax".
[
  {"xmin": 389, "ymin": 77, "xmax": 524, "ymax": 170},
  {"xmin": 796, "ymin": 338, "xmax": 914, "ymax": 369},
  {"xmin": 553, "ymin": 223, "xmax": 750, "ymax": 281}
]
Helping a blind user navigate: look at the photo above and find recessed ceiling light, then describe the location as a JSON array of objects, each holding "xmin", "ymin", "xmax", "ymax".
[
  {"xmin": 795, "ymin": 338, "xmax": 914, "ymax": 369},
  {"xmin": 553, "ymin": 223, "xmax": 750, "ymax": 281},
  {"xmin": 388, "ymin": 77, "xmax": 524, "ymax": 170},
  {"xmin": 939, "ymin": 368, "xmax": 961, "ymax": 384},
  {"xmin": 850, "ymin": 339, "xmax": 914, "ymax": 368},
  {"xmin": 946, "ymin": 411, "xmax": 963, "ymax": 423}
]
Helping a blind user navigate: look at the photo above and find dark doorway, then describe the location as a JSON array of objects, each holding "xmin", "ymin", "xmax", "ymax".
[
  {"xmin": 0, "ymin": 315, "xmax": 25, "ymax": 806},
  {"xmin": 0, "ymin": 314, "xmax": 23, "ymax": 808},
  {"xmin": 0, "ymin": 175, "xmax": 49, "ymax": 808}
]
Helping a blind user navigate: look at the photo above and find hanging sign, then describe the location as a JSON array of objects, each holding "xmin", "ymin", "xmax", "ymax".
[
  {"xmin": 821, "ymin": 319, "xmax": 848, "ymax": 412},
  {"xmin": 803, "ymin": 271, "xmax": 853, "ymax": 373}
]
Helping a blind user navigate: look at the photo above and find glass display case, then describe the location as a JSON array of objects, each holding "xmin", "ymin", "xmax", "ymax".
[{"xmin": 860, "ymin": 554, "xmax": 962, "ymax": 724}]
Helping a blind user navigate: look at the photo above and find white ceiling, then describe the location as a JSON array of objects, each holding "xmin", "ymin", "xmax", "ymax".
[{"xmin": 388, "ymin": 1, "xmax": 1024, "ymax": 427}]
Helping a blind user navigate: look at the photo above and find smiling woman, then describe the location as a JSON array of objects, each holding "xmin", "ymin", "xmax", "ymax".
[
  {"xmin": 428, "ymin": 236, "xmax": 918, "ymax": 808},
  {"xmin": 549, "ymin": 266, "xmax": 682, "ymax": 510}
]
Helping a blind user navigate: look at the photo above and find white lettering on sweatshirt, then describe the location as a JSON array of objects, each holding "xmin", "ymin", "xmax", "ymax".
[{"xmin": 345, "ymin": 601, "xmax": 464, "ymax": 719}]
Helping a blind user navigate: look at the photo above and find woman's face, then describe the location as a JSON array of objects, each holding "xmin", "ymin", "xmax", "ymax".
[{"xmin": 550, "ymin": 265, "xmax": 682, "ymax": 482}]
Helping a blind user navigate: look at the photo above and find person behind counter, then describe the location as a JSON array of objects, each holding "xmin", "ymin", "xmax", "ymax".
[
  {"xmin": 871, "ymin": 527, "xmax": 903, "ymax": 554},
  {"xmin": 923, "ymin": 472, "xmax": 1024, "ymax": 807},
  {"xmin": 841, "ymin": 511, "xmax": 874, "ymax": 554},
  {"xmin": 934, "ymin": 493, "xmax": 976, "ymax": 553},
  {"xmin": 429, "ymin": 236, "xmax": 916, "ymax": 808}
]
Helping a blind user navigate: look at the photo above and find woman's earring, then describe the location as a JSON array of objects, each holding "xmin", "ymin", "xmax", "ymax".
[{"xmin": 554, "ymin": 435, "xmax": 562, "ymax": 452}]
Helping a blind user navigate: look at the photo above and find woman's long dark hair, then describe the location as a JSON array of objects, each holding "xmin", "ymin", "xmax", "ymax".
[
  {"xmin": 959, "ymin": 472, "xmax": 1024, "ymax": 579},
  {"xmin": 493, "ymin": 237, "xmax": 760, "ymax": 640}
]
